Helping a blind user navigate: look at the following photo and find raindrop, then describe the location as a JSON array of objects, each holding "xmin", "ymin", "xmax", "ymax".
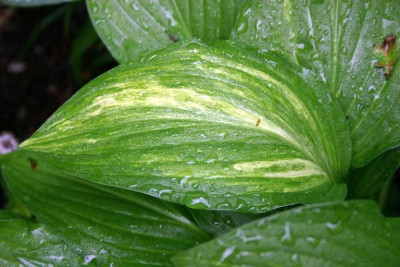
[
  {"xmin": 306, "ymin": 236, "xmax": 320, "ymax": 248},
  {"xmin": 326, "ymin": 221, "xmax": 343, "ymax": 234},
  {"xmin": 280, "ymin": 222, "xmax": 296, "ymax": 246},
  {"xmin": 291, "ymin": 254, "xmax": 301, "ymax": 266},
  {"xmin": 220, "ymin": 246, "xmax": 236, "ymax": 262},
  {"xmin": 184, "ymin": 191, "xmax": 211, "ymax": 209},
  {"xmin": 235, "ymin": 199, "xmax": 248, "ymax": 212},
  {"xmin": 235, "ymin": 17, "xmax": 249, "ymax": 35},
  {"xmin": 131, "ymin": 3, "xmax": 139, "ymax": 11}
]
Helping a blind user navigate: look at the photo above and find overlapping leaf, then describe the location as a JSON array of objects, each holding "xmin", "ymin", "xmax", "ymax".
[
  {"xmin": 348, "ymin": 147, "xmax": 400, "ymax": 198},
  {"xmin": 86, "ymin": 0, "xmax": 246, "ymax": 63},
  {"xmin": 172, "ymin": 201, "xmax": 400, "ymax": 266},
  {"xmin": 189, "ymin": 209, "xmax": 261, "ymax": 237},
  {"xmin": 21, "ymin": 42, "xmax": 350, "ymax": 212},
  {"xmin": 0, "ymin": 211, "xmax": 89, "ymax": 266},
  {"xmin": 232, "ymin": 0, "xmax": 400, "ymax": 168},
  {"xmin": 1, "ymin": 150, "xmax": 209, "ymax": 266}
]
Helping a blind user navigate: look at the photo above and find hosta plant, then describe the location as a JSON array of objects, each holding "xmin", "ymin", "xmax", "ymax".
[{"xmin": 1, "ymin": 0, "xmax": 399, "ymax": 266}]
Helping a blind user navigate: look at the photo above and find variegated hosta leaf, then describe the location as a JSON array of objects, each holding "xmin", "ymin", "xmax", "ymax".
[
  {"xmin": 172, "ymin": 201, "xmax": 400, "ymax": 267},
  {"xmin": 0, "ymin": 211, "xmax": 90, "ymax": 266},
  {"xmin": 1, "ymin": 150, "xmax": 209, "ymax": 266},
  {"xmin": 348, "ymin": 147, "xmax": 400, "ymax": 198},
  {"xmin": 86, "ymin": 0, "xmax": 246, "ymax": 63},
  {"xmin": 20, "ymin": 42, "xmax": 351, "ymax": 213},
  {"xmin": 232, "ymin": 0, "xmax": 400, "ymax": 168}
]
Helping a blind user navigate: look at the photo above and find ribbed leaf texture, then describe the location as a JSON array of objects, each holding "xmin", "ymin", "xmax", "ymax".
[
  {"xmin": 0, "ymin": 211, "xmax": 90, "ymax": 266},
  {"xmin": 232, "ymin": 0, "xmax": 400, "ymax": 168},
  {"xmin": 86, "ymin": 0, "xmax": 246, "ymax": 63},
  {"xmin": 1, "ymin": 150, "xmax": 209, "ymax": 266},
  {"xmin": 21, "ymin": 42, "xmax": 351, "ymax": 213},
  {"xmin": 172, "ymin": 201, "xmax": 400, "ymax": 267}
]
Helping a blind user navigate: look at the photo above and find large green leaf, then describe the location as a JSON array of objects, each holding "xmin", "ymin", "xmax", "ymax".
[
  {"xmin": 0, "ymin": 211, "xmax": 89, "ymax": 266},
  {"xmin": 86, "ymin": 0, "xmax": 246, "ymax": 63},
  {"xmin": 172, "ymin": 200, "xmax": 400, "ymax": 267},
  {"xmin": 232, "ymin": 0, "xmax": 400, "ymax": 168},
  {"xmin": 20, "ymin": 42, "xmax": 351, "ymax": 213},
  {"xmin": 0, "ymin": 0, "xmax": 79, "ymax": 7},
  {"xmin": 1, "ymin": 150, "xmax": 209, "ymax": 266},
  {"xmin": 348, "ymin": 147, "xmax": 400, "ymax": 198}
]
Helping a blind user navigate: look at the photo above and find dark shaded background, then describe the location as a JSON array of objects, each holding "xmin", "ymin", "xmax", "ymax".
[
  {"xmin": 0, "ymin": 2, "xmax": 115, "ymax": 140},
  {"xmin": 0, "ymin": 2, "xmax": 116, "ymax": 208}
]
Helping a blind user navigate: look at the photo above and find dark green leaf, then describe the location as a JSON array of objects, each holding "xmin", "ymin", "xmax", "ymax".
[
  {"xmin": 0, "ymin": 211, "xmax": 89, "ymax": 266},
  {"xmin": 0, "ymin": 161, "xmax": 32, "ymax": 217},
  {"xmin": 1, "ymin": 150, "xmax": 209, "ymax": 266},
  {"xmin": 189, "ymin": 209, "xmax": 261, "ymax": 237},
  {"xmin": 86, "ymin": 0, "xmax": 246, "ymax": 62},
  {"xmin": 20, "ymin": 42, "xmax": 351, "ymax": 213},
  {"xmin": 232, "ymin": 0, "xmax": 400, "ymax": 168},
  {"xmin": 1, "ymin": 0, "xmax": 79, "ymax": 7},
  {"xmin": 172, "ymin": 200, "xmax": 400, "ymax": 267},
  {"xmin": 69, "ymin": 20, "xmax": 101, "ymax": 85},
  {"xmin": 348, "ymin": 147, "xmax": 400, "ymax": 198}
]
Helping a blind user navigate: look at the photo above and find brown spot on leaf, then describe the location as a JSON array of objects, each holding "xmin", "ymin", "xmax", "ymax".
[
  {"xmin": 382, "ymin": 34, "xmax": 396, "ymax": 51},
  {"xmin": 28, "ymin": 158, "xmax": 37, "ymax": 170},
  {"xmin": 169, "ymin": 34, "xmax": 178, "ymax": 43},
  {"xmin": 256, "ymin": 119, "xmax": 261, "ymax": 126},
  {"xmin": 373, "ymin": 34, "xmax": 399, "ymax": 79}
]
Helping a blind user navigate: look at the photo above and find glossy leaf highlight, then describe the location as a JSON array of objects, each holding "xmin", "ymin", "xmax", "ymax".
[
  {"xmin": 21, "ymin": 42, "xmax": 351, "ymax": 212},
  {"xmin": 232, "ymin": 0, "xmax": 400, "ymax": 168},
  {"xmin": 86, "ymin": 0, "xmax": 245, "ymax": 63},
  {"xmin": 172, "ymin": 201, "xmax": 400, "ymax": 267},
  {"xmin": 2, "ymin": 150, "xmax": 209, "ymax": 266},
  {"xmin": 0, "ymin": 211, "xmax": 89, "ymax": 266}
]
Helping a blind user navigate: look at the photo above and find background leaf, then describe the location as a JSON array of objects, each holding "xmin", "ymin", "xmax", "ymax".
[
  {"xmin": 0, "ymin": 211, "xmax": 89, "ymax": 266},
  {"xmin": 2, "ymin": 150, "xmax": 209, "ymax": 266},
  {"xmin": 189, "ymin": 209, "xmax": 261, "ymax": 237},
  {"xmin": 21, "ymin": 42, "xmax": 350, "ymax": 213},
  {"xmin": 348, "ymin": 147, "xmax": 400, "ymax": 198},
  {"xmin": 69, "ymin": 20, "xmax": 102, "ymax": 85},
  {"xmin": 86, "ymin": 0, "xmax": 246, "ymax": 63},
  {"xmin": 1, "ymin": 0, "xmax": 79, "ymax": 7},
  {"xmin": 172, "ymin": 200, "xmax": 400, "ymax": 267},
  {"xmin": 232, "ymin": 0, "xmax": 400, "ymax": 168}
]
